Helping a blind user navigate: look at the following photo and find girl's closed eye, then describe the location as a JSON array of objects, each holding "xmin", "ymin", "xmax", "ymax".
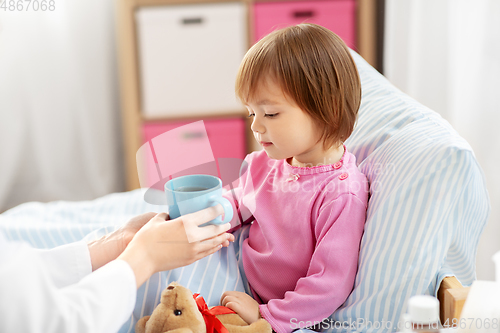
[{"xmin": 247, "ymin": 113, "xmax": 278, "ymax": 118}]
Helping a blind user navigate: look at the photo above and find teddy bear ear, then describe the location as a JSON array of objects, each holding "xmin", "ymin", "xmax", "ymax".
[{"xmin": 165, "ymin": 282, "xmax": 179, "ymax": 291}]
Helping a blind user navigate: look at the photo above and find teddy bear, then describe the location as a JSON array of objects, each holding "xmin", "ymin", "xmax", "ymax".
[{"xmin": 135, "ymin": 282, "xmax": 272, "ymax": 333}]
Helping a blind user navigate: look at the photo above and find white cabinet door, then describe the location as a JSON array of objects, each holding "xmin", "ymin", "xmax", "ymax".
[{"xmin": 136, "ymin": 2, "xmax": 247, "ymax": 117}]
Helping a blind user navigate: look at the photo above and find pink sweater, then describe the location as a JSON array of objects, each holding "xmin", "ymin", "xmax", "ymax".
[{"xmin": 226, "ymin": 149, "xmax": 368, "ymax": 333}]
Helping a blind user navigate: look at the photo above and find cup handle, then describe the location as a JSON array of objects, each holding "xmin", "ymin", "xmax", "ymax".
[{"xmin": 209, "ymin": 197, "xmax": 234, "ymax": 225}]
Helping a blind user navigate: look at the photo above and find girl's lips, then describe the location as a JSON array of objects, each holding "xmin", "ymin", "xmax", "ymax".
[{"xmin": 260, "ymin": 141, "xmax": 273, "ymax": 147}]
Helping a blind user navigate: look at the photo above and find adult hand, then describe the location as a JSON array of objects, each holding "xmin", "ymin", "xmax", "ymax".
[
  {"xmin": 117, "ymin": 205, "xmax": 234, "ymax": 288},
  {"xmin": 88, "ymin": 212, "xmax": 157, "ymax": 271}
]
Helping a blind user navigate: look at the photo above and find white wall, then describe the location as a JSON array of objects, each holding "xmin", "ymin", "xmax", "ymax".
[{"xmin": 0, "ymin": 0, "xmax": 125, "ymax": 212}]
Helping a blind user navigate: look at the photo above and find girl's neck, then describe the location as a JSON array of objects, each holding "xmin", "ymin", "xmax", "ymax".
[{"xmin": 290, "ymin": 143, "xmax": 345, "ymax": 168}]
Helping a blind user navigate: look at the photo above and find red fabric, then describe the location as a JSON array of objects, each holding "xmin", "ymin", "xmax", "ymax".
[{"xmin": 193, "ymin": 294, "xmax": 236, "ymax": 333}]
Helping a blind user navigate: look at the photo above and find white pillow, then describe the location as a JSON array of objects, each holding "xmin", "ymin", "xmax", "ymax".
[{"xmin": 327, "ymin": 51, "xmax": 490, "ymax": 332}]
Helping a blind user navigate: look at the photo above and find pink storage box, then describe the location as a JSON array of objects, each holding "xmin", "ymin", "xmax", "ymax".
[
  {"xmin": 141, "ymin": 118, "xmax": 246, "ymax": 187},
  {"xmin": 253, "ymin": 0, "xmax": 356, "ymax": 49}
]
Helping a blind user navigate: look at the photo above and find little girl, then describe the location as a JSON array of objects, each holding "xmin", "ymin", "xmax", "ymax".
[{"xmin": 220, "ymin": 24, "xmax": 369, "ymax": 333}]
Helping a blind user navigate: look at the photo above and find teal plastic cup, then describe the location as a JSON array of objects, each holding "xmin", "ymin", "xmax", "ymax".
[{"xmin": 164, "ymin": 174, "xmax": 233, "ymax": 225}]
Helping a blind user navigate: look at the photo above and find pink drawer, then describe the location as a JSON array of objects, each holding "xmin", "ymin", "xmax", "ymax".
[
  {"xmin": 141, "ymin": 118, "xmax": 246, "ymax": 188},
  {"xmin": 253, "ymin": 0, "xmax": 356, "ymax": 49}
]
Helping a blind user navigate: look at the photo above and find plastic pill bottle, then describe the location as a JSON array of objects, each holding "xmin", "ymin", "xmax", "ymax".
[{"xmin": 404, "ymin": 295, "xmax": 441, "ymax": 332}]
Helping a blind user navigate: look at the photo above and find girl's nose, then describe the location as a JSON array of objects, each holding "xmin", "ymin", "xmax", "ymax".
[{"xmin": 250, "ymin": 116, "xmax": 265, "ymax": 134}]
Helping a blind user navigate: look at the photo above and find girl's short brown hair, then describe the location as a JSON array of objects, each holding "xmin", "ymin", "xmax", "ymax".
[{"xmin": 236, "ymin": 23, "xmax": 361, "ymax": 149}]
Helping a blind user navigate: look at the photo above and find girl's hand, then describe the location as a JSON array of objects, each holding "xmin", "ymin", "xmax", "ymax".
[
  {"xmin": 220, "ymin": 291, "xmax": 261, "ymax": 324},
  {"xmin": 118, "ymin": 206, "xmax": 234, "ymax": 288}
]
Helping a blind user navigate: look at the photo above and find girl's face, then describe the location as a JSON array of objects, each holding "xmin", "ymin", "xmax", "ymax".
[{"xmin": 246, "ymin": 76, "xmax": 326, "ymax": 166}]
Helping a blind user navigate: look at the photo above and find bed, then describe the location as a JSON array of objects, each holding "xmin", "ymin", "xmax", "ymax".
[{"xmin": 0, "ymin": 52, "xmax": 489, "ymax": 332}]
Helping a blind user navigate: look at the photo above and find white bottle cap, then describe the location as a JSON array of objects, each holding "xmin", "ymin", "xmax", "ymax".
[
  {"xmin": 401, "ymin": 313, "xmax": 412, "ymax": 333},
  {"xmin": 408, "ymin": 295, "xmax": 440, "ymax": 324}
]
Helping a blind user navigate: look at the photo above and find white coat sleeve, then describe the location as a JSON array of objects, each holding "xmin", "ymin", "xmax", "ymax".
[
  {"xmin": 0, "ymin": 233, "xmax": 137, "ymax": 333},
  {"xmin": 35, "ymin": 240, "xmax": 93, "ymax": 288}
]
